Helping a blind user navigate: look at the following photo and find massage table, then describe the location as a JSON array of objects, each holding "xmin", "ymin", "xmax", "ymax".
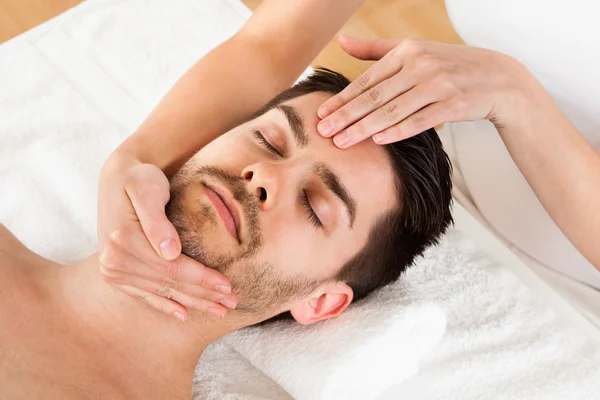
[{"xmin": 1, "ymin": 0, "xmax": 599, "ymax": 398}]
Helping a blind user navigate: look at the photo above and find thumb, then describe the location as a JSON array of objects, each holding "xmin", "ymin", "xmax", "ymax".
[
  {"xmin": 338, "ymin": 34, "xmax": 401, "ymax": 61},
  {"xmin": 126, "ymin": 170, "xmax": 182, "ymax": 261}
]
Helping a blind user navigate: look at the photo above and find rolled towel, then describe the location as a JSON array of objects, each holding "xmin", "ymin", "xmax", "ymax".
[{"xmin": 223, "ymin": 285, "xmax": 446, "ymax": 400}]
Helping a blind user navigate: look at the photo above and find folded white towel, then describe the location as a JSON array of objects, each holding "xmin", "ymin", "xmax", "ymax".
[{"xmin": 223, "ymin": 291, "xmax": 446, "ymax": 400}]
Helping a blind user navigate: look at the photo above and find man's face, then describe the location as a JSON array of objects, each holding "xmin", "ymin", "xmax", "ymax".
[{"xmin": 167, "ymin": 92, "xmax": 396, "ymax": 319}]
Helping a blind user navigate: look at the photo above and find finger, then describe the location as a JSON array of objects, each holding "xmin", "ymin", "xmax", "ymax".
[
  {"xmin": 99, "ymin": 250, "xmax": 237, "ymax": 307},
  {"xmin": 338, "ymin": 35, "xmax": 402, "ymax": 61},
  {"xmin": 125, "ymin": 170, "xmax": 181, "ymax": 261},
  {"xmin": 174, "ymin": 254, "xmax": 233, "ymax": 293},
  {"xmin": 318, "ymin": 71, "xmax": 414, "ymax": 139},
  {"xmin": 115, "ymin": 279, "xmax": 228, "ymax": 319},
  {"xmin": 333, "ymin": 84, "xmax": 439, "ymax": 148},
  {"xmin": 317, "ymin": 46, "xmax": 404, "ymax": 122},
  {"xmin": 101, "ymin": 236, "xmax": 234, "ymax": 298},
  {"xmin": 114, "ymin": 284, "xmax": 189, "ymax": 321},
  {"xmin": 373, "ymin": 101, "xmax": 453, "ymax": 144}
]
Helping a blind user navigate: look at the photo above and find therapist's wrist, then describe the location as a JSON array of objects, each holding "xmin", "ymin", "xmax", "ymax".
[
  {"xmin": 492, "ymin": 60, "xmax": 553, "ymax": 133},
  {"xmin": 101, "ymin": 148, "xmax": 142, "ymax": 180}
]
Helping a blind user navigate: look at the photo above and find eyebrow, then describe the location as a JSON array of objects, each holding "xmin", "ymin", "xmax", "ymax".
[
  {"xmin": 276, "ymin": 104, "xmax": 308, "ymax": 149},
  {"xmin": 312, "ymin": 162, "xmax": 357, "ymax": 228}
]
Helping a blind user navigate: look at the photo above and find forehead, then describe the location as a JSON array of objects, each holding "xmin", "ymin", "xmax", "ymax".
[{"xmin": 260, "ymin": 91, "xmax": 398, "ymax": 233}]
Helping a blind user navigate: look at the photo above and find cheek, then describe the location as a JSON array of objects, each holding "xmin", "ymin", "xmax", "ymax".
[
  {"xmin": 257, "ymin": 211, "xmax": 351, "ymax": 280},
  {"xmin": 259, "ymin": 213, "xmax": 316, "ymax": 275},
  {"xmin": 190, "ymin": 132, "xmax": 252, "ymax": 173}
]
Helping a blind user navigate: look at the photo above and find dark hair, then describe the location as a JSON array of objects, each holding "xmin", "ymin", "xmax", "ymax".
[{"xmin": 257, "ymin": 68, "xmax": 453, "ymax": 321}]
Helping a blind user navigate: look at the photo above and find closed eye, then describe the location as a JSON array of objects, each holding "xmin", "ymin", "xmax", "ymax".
[
  {"xmin": 301, "ymin": 190, "xmax": 323, "ymax": 229},
  {"xmin": 252, "ymin": 130, "xmax": 283, "ymax": 158}
]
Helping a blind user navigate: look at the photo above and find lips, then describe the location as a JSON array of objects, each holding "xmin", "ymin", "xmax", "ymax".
[{"xmin": 204, "ymin": 184, "xmax": 241, "ymax": 243}]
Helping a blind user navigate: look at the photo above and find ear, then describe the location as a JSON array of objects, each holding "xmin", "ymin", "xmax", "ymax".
[{"xmin": 289, "ymin": 282, "xmax": 353, "ymax": 325}]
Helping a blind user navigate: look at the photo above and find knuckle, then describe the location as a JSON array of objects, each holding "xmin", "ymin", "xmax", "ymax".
[
  {"xmin": 108, "ymin": 227, "xmax": 128, "ymax": 248},
  {"xmin": 99, "ymin": 265, "xmax": 118, "ymax": 283},
  {"xmin": 327, "ymin": 96, "xmax": 345, "ymax": 112},
  {"xmin": 399, "ymin": 38, "xmax": 421, "ymax": 53},
  {"xmin": 382, "ymin": 101, "xmax": 399, "ymax": 118},
  {"xmin": 195, "ymin": 274, "xmax": 207, "ymax": 288},
  {"xmin": 411, "ymin": 113, "xmax": 428, "ymax": 131},
  {"xmin": 162, "ymin": 277, "xmax": 180, "ymax": 291},
  {"xmin": 98, "ymin": 250, "xmax": 111, "ymax": 270},
  {"xmin": 99, "ymin": 243, "xmax": 119, "ymax": 271},
  {"xmin": 162, "ymin": 260, "xmax": 181, "ymax": 279},
  {"xmin": 347, "ymin": 122, "xmax": 364, "ymax": 139},
  {"xmin": 432, "ymin": 71, "xmax": 453, "ymax": 87},
  {"xmin": 156, "ymin": 286, "xmax": 174, "ymax": 300},
  {"xmin": 365, "ymin": 87, "xmax": 382, "ymax": 105},
  {"xmin": 188, "ymin": 298, "xmax": 210, "ymax": 312},
  {"xmin": 355, "ymin": 71, "xmax": 371, "ymax": 90},
  {"xmin": 185, "ymin": 297, "xmax": 212, "ymax": 312},
  {"xmin": 332, "ymin": 107, "xmax": 349, "ymax": 124},
  {"xmin": 417, "ymin": 55, "xmax": 440, "ymax": 75},
  {"xmin": 387, "ymin": 125, "xmax": 404, "ymax": 141},
  {"xmin": 99, "ymin": 273, "xmax": 112, "ymax": 284},
  {"xmin": 142, "ymin": 218, "xmax": 166, "ymax": 241},
  {"xmin": 450, "ymin": 97, "xmax": 468, "ymax": 113}
]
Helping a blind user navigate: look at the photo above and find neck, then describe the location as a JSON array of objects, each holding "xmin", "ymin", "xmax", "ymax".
[{"xmin": 51, "ymin": 254, "xmax": 251, "ymax": 396}]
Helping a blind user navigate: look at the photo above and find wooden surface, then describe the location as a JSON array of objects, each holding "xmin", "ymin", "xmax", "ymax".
[
  {"xmin": 243, "ymin": 0, "xmax": 463, "ymax": 79},
  {"xmin": 0, "ymin": 0, "xmax": 82, "ymax": 43},
  {"xmin": 0, "ymin": 0, "xmax": 462, "ymax": 78}
]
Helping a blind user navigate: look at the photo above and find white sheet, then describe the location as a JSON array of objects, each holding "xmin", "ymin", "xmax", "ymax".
[
  {"xmin": 438, "ymin": 124, "xmax": 600, "ymax": 330},
  {"xmin": 1, "ymin": 1, "xmax": 599, "ymax": 399}
]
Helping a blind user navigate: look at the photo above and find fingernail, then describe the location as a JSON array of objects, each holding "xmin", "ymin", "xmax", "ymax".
[
  {"xmin": 220, "ymin": 299, "xmax": 237, "ymax": 309},
  {"xmin": 208, "ymin": 307, "xmax": 224, "ymax": 318},
  {"xmin": 318, "ymin": 105, "xmax": 333, "ymax": 119},
  {"xmin": 173, "ymin": 311, "xmax": 186, "ymax": 322},
  {"xmin": 373, "ymin": 133, "xmax": 385, "ymax": 143},
  {"xmin": 215, "ymin": 285, "xmax": 231, "ymax": 294},
  {"xmin": 334, "ymin": 131, "xmax": 350, "ymax": 147},
  {"xmin": 317, "ymin": 119, "xmax": 335, "ymax": 136},
  {"xmin": 160, "ymin": 238, "xmax": 178, "ymax": 260}
]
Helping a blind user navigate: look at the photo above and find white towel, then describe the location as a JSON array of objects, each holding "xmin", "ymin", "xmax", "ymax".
[
  {"xmin": 193, "ymin": 342, "xmax": 292, "ymax": 400},
  {"xmin": 223, "ymin": 297, "xmax": 445, "ymax": 400},
  {"xmin": 377, "ymin": 226, "xmax": 600, "ymax": 399}
]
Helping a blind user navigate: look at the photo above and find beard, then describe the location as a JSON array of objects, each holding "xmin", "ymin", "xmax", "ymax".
[
  {"xmin": 166, "ymin": 165, "xmax": 262, "ymax": 273},
  {"xmin": 166, "ymin": 164, "xmax": 319, "ymax": 314}
]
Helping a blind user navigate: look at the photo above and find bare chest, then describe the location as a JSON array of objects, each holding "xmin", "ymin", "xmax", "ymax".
[{"xmin": 0, "ymin": 333, "xmax": 113, "ymax": 400}]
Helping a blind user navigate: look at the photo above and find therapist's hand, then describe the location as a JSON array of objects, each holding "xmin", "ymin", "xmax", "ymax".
[
  {"xmin": 317, "ymin": 35, "xmax": 535, "ymax": 147},
  {"xmin": 97, "ymin": 152, "xmax": 237, "ymax": 321}
]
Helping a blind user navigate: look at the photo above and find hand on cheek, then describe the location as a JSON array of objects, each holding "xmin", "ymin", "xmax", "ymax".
[{"xmin": 98, "ymin": 160, "xmax": 237, "ymax": 322}]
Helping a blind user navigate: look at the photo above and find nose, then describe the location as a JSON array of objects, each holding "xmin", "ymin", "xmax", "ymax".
[{"xmin": 241, "ymin": 162, "xmax": 283, "ymax": 211}]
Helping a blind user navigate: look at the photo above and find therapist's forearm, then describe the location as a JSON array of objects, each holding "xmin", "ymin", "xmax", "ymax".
[
  {"xmin": 115, "ymin": 0, "xmax": 364, "ymax": 176},
  {"xmin": 496, "ymin": 79, "xmax": 600, "ymax": 270}
]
